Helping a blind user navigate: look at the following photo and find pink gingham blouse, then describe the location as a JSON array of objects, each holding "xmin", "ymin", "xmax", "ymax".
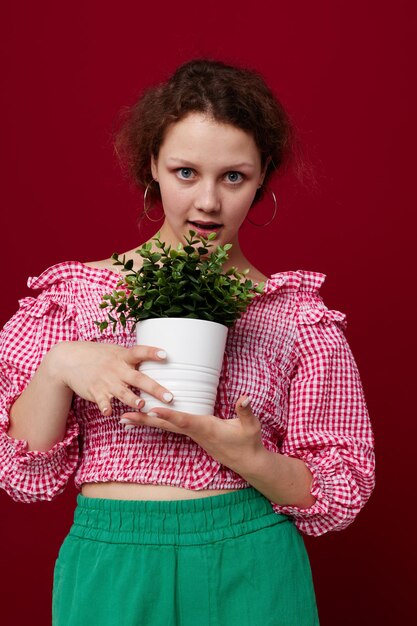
[{"xmin": 0, "ymin": 261, "xmax": 375, "ymax": 537}]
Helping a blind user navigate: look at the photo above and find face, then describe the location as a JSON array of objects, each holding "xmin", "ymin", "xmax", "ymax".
[{"xmin": 151, "ymin": 112, "xmax": 268, "ymax": 257}]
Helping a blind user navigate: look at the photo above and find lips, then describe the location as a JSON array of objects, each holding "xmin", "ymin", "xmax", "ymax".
[{"xmin": 188, "ymin": 221, "xmax": 223, "ymax": 230}]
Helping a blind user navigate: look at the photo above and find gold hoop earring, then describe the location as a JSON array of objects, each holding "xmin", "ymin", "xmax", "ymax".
[
  {"xmin": 246, "ymin": 187, "xmax": 278, "ymax": 227},
  {"xmin": 143, "ymin": 179, "xmax": 164, "ymax": 222}
]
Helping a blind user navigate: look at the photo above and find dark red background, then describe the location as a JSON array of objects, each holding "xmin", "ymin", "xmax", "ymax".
[{"xmin": 1, "ymin": 1, "xmax": 415, "ymax": 624}]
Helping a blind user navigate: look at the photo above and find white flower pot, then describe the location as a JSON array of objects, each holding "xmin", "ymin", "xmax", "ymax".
[{"xmin": 136, "ymin": 317, "xmax": 228, "ymax": 415}]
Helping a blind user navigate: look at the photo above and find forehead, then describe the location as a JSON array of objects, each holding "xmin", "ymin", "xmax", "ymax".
[{"xmin": 159, "ymin": 112, "xmax": 261, "ymax": 165}]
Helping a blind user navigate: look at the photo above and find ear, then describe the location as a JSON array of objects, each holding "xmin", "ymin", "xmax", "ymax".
[{"xmin": 150, "ymin": 154, "xmax": 158, "ymax": 181}]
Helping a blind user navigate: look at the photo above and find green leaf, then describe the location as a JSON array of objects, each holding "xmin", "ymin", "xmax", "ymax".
[
  {"xmin": 94, "ymin": 225, "xmax": 264, "ymax": 328},
  {"xmin": 187, "ymin": 273, "xmax": 200, "ymax": 284},
  {"xmin": 190, "ymin": 292, "xmax": 205, "ymax": 302},
  {"xmin": 165, "ymin": 305, "xmax": 183, "ymax": 314},
  {"xmin": 155, "ymin": 295, "xmax": 170, "ymax": 306}
]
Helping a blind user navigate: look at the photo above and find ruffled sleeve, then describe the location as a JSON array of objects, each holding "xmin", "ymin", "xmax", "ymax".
[
  {"xmin": 271, "ymin": 272, "xmax": 376, "ymax": 536},
  {"xmin": 0, "ymin": 275, "xmax": 80, "ymax": 503}
]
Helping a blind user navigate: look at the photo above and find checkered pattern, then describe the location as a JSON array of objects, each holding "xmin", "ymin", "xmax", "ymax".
[{"xmin": 0, "ymin": 261, "xmax": 375, "ymax": 537}]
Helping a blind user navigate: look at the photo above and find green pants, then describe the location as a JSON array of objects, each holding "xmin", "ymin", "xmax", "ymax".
[{"xmin": 52, "ymin": 487, "xmax": 320, "ymax": 625}]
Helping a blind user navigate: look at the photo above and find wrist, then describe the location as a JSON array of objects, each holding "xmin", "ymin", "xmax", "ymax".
[
  {"xmin": 231, "ymin": 444, "xmax": 271, "ymax": 478},
  {"xmin": 234, "ymin": 447, "xmax": 317, "ymax": 509}
]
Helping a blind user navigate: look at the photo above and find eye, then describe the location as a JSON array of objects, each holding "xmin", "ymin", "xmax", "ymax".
[
  {"xmin": 225, "ymin": 171, "xmax": 244, "ymax": 184},
  {"xmin": 176, "ymin": 168, "xmax": 195, "ymax": 180}
]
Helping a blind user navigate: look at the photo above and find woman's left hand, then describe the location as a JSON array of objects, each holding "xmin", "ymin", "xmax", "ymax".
[{"xmin": 120, "ymin": 395, "xmax": 265, "ymax": 472}]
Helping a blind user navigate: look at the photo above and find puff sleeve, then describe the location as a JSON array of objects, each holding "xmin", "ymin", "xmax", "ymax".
[
  {"xmin": 271, "ymin": 285, "xmax": 376, "ymax": 536},
  {"xmin": 0, "ymin": 291, "xmax": 80, "ymax": 503}
]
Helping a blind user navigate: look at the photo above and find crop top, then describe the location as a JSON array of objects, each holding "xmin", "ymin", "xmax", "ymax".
[{"xmin": 0, "ymin": 261, "xmax": 375, "ymax": 537}]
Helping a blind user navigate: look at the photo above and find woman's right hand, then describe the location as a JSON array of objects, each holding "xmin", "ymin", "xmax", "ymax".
[{"xmin": 46, "ymin": 341, "xmax": 173, "ymax": 416}]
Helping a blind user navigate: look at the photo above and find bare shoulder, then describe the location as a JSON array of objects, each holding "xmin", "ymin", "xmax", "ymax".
[
  {"xmin": 83, "ymin": 258, "xmax": 115, "ymax": 271},
  {"xmin": 246, "ymin": 267, "xmax": 269, "ymax": 283},
  {"xmin": 83, "ymin": 250, "xmax": 144, "ymax": 273},
  {"xmin": 227, "ymin": 259, "xmax": 269, "ymax": 283}
]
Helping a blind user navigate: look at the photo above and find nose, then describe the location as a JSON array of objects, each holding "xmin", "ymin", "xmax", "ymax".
[{"xmin": 193, "ymin": 180, "xmax": 221, "ymax": 212}]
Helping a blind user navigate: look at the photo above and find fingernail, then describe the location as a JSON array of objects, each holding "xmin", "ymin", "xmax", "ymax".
[
  {"xmin": 147, "ymin": 412, "xmax": 159, "ymax": 418},
  {"xmin": 120, "ymin": 418, "xmax": 133, "ymax": 424},
  {"xmin": 163, "ymin": 392, "xmax": 173, "ymax": 403},
  {"xmin": 241, "ymin": 397, "xmax": 251, "ymax": 408},
  {"xmin": 157, "ymin": 350, "xmax": 167, "ymax": 359},
  {"xmin": 124, "ymin": 424, "xmax": 136, "ymax": 430},
  {"xmin": 135, "ymin": 398, "xmax": 143, "ymax": 407}
]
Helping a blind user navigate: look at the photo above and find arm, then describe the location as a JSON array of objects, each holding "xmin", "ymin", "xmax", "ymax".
[
  {"xmin": 0, "ymin": 296, "xmax": 80, "ymax": 503},
  {"xmin": 7, "ymin": 343, "xmax": 74, "ymax": 452},
  {"xmin": 238, "ymin": 295, "xmax": 375, "ymax": 537},
  {"xmin": 234, "ymin": 448, "xmax": 317, "ymax": 509},
  {"xmin": 1, "ymin": 290, "xmax": 177, "ymax": 503}
]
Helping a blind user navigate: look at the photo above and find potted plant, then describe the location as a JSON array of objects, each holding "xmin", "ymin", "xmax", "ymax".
[{"xmin": 96, "ymin": 229, "xmax": 265, "ymax": 415}]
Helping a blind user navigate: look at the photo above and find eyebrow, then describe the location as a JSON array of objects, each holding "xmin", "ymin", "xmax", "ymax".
[{"xmin": 166, "ymin": 157, "xmax": 256, "ymax": 170}]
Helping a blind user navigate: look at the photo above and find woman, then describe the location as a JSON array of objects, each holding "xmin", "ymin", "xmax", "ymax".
[{"xmin": 0, "ymin": 59, "xmax": 375, "ymax": 625}]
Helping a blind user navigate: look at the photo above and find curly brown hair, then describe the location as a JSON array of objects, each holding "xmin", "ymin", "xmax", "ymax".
[{"xmin": 112, "ymin": 58, "xmax": 314, "ymax": 216}]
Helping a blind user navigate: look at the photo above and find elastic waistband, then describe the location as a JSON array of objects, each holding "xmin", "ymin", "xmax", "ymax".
[{"xmin": 70, "ymin": 487, "xmax": 291, "ymax": 546}]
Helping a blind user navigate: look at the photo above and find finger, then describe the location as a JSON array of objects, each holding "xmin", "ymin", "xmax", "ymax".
[
  {"xmin": 121, "ymin": 409, "xmax": 184, "ymax": 434},
  {"xmin": 96, "ymin": 389, "xmax": 145, "ymax": 414},
  {"xmin": 95, "ymin": 394, "xmax": 114, "ymax": 416},
  {"xmin": 113, "ymin": 385, "xmax": 146, "ymax": 411},
  {"xmin": 125, "ymin": 369, "xmax": 174, "ymax": 405},
  {"xmin": 148, "ymin": 407, "xmax": 203, "ymax": 432},
  {"xmin": 235, "ymin": 396, "xmax": 262, "ymax": 437},
  {"xmin": 124, "ymin": 345, "xmax": 168, "ymax": 366},
  {"xmin": 235, "ymin": 396, "xmax": 257, "ymax": 424},
  {"xmin": 237, "ymin": 396, "xmax": 252, "ymax": 410}
]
